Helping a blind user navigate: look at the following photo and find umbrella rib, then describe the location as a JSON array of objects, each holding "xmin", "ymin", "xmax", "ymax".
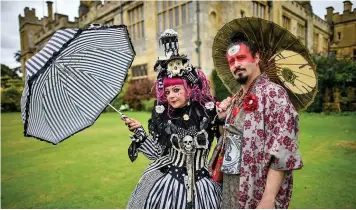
[
  {"xmin": 43, "ymin": 68, "xmax": 67, "ymax": 140},
  {"xmin": 292, "ymin": 78, "xmax": 316, "ymax": 92},
  {"xmin": 258, "ymin": 19, "xmax": 266, "ymax": 58},
  {"xmin": 40, "ymin": 64, "xmax": 99, "ymax": 122},
  {"xmin": 276, "ymin": 73, "xmax": 314, "ymax": 100},
  {"xmin": 291, "ymin": 71, "xmax": 316, "ymax": 78},
  {"xmin": 61, "ymin": 66, "xmax": 105, "ymax": 117},
  {"xmin": 268, "ymin": 30, "xmax": 288, "ymax": 59},
  {"xmin": 52, "ymin": 66, "xmax": 80, "ymax": 137},
  {"xmin": 273, "ymin": 51, "xmax": 308, "ymax": 62},
  {"xmin": 28, "ymin": 74, "xmax": 56, "ymax": 140},
  {"xmin": 274, "ymin": 66, "xmax": 316, "ymax": 79},
  {"xmin": 41, "ymin": 104, "xmax": 57, "ymax": 141},
  {"xmin": 264, "ymin": 36, "xmax": 280, "ymax": 61},
  {"xmin": 272, "ymin": 39, "xmax": 302, "ymax": 60},
  {"xmin": 57, "ymin": 79, "xmax": 84, "ymax": 132},
  {"xmin": 276, "ymin": 63, "xmax": 310, "ymax": 66},
  {"xmin": 59, "ymin": 62, "xmax": 124, "ymax": 116},
  {"xmin": 233, "ymin": 19, "xmax": 250, "ymax": 46},
  {"xmin": 61, "ymin": 83, "xmax": 92, "ymax": 127},
  {"xmin": 49, "ymin": 77, "xmax": 74, "ymax": 138},
  {"xmin": 245, "ymin": 19, "xmax": 261, "ymax": 52},
  {"xmin": 264, "ymin": 22, "xmax": 276, "ymax": 60},
  {"xmin": 55, "ymin": 64, "xmax": 97, "ymax": 133}
]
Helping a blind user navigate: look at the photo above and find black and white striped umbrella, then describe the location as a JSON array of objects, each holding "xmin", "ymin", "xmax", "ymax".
[{"xmin": 21, "ymin": 25, "xmax": 135, "ymax": 144}]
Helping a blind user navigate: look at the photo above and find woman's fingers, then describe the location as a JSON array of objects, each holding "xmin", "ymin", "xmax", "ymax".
[
  {"xmin": 124, "ymin": 118, "xmax": 142, "ymax": 131},
  {"xmin": 129, "ymin": 124, "xmax": 141, "ymax": 131}
]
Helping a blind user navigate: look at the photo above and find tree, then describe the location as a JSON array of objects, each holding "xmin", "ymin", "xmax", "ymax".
[
  {"xmin": 14, "ymin": 50, "xmax": 21, "ymax": 63},
  {"xmin": 1, "ymin": 86, "xmax": 22, "ymax": 112},
  {"xmin": 1, "ymin": 64, "xmax": 19, "ymax": 79},
  {"xmin": 306, "ymin": 54, "xmax": 356, "ymax": 112},
  {"xmin": 211, "ymin": 69, "xmax": 230, "ymax": 102},
  {"xmin": 1, "ymin": 63, "xmax": 23, "ymax": 112},
  {"xmin": 123, "ymin": 79, "xmax": 156, "ymax": 110}
]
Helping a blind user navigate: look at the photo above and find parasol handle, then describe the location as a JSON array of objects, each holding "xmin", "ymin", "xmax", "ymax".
[
  {"xmin": 107, "ymin": 103, "xmax": 126, "ymax": 119},
  {"xmin": 216, "ymin": 94, "xmax": 238, "ymax": 113}
]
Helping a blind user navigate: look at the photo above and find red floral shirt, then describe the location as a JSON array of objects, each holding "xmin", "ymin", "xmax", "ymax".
[{"xmin": 237, "ymin": 74, "xmax": 303, "ymax": 209}]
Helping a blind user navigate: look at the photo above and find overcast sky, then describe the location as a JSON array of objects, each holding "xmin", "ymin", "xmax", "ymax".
[{"xmin": 1, "ymin": 0, "xmax": 355, "ymax": 69}]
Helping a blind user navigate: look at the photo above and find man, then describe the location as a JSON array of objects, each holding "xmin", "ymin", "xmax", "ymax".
[{"xmin": 215, "ymin": 31, "xmax": 303, "ymax": 209}]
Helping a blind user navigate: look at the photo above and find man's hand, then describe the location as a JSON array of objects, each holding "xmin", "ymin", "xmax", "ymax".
[
  {"xmin": 256, "ymin": 197, "xmax": 275, "ymax": 209},
  {"xmin": 216, "ymin": 97, "xmax": 233, "ymax": 120},
  {"xmin": 257, "ymin": 168, "xmax": 285, "ymax": 209}
]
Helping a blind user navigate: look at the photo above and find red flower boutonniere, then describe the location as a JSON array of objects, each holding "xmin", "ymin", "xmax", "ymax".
[{"xmin": 243, "ymin": 94, "xmax": 258, "ymax": 112}]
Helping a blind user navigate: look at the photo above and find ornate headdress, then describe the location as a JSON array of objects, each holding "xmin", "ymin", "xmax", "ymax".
[
  {"xmin": 155, "ymin": 29, "xmax": 201, "ymax": 90},
  {"xmin": 153, "ymin": 29, "xmax": 214, "ymax": 107}
]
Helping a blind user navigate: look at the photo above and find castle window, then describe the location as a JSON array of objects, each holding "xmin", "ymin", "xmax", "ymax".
[
  {"xmin": 297, "ymin": 23, "xmax": 305, "ymax": 44},
  {"xmin": 313, "ymin": 33, "xmax": 319, "ymax": 53},
  {"xmin": 131, "ymin": 64, "xmax": 148, "ymax": 79},
  {"xmin": 323, "ymin": 37, "xmax": 328, "ymax": 54},
  {"xmin": 329, "ymin": 50, "xmax": 337, "ymax": 56},
  {"xmin": 282, "ymin": 15, "xmax": 291, "ymax": 30},
  {"xmin": 128, "ymin": 4, "xmax": 144, "ymax": 40},
  {"xmin": 252, "ymin": 1, "xmax": 266, "ymax": 19},
  {"xmin": 338, "ymin": 32, "xmax": 341, "ymax": 40},
  {"xmin": 241, "ymin": 10, "xmax": 245, "ymax": 18},
  {"xmin": 157, "ymin": 1, "xmax": 193, "ymax": 33}
]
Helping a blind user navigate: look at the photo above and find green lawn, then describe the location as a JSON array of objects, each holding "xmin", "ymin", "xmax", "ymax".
[{"xmin": 1, "ymin": 112, "xmax": 356, "ymax": 208}]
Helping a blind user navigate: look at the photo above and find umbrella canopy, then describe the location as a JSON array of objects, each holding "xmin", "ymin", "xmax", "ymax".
[
  {"xmin": 212, "ymin": 17, "xmax": 317, "ymax": 111},
  {"xmin": 21, "ymin": 25, "xmax": 135, "ymax": 144}
]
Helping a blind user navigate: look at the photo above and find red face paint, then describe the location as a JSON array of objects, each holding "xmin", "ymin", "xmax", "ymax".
[{"xmin": 227, "ymin": 43, "xmax": 256, "ymax": 72}]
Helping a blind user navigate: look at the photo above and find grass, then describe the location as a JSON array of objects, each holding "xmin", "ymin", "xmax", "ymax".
[{"xmin": 1, "ymin": 112, "xmax": 356, "ymax": 208}]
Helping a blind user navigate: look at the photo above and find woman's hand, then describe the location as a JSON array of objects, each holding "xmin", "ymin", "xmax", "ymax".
[
  {"xmin": 121, "ymin": 116, "xmax": 142, "ymax": 132},
  {"xmin": 216, "ymin": 97, "xmax": 233, "ymax": 120}
]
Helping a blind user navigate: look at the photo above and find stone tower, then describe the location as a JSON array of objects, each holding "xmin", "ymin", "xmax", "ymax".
[{"xmin": 18, "ymin": 6, "xmax": 44, "ymax": 78}]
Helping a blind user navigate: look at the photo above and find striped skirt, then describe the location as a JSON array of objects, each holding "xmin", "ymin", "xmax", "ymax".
[{"xmin": 127, "ymin": 149, "xmax": 222, "ymax": 209}]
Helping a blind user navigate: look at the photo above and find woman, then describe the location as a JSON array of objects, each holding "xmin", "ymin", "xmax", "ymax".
[{"xmin": 122, "ymin": 29, "xmax": 222, "ymax": 209}]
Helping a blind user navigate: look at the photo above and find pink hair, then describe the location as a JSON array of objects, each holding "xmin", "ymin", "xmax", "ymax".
[
  {"xmin": 163, "ymin": 78, "xmax": 185, "ymax": 88},
  {"xmin": 154, "ymin": 68, "xmax": 215, "ymax": 109}
]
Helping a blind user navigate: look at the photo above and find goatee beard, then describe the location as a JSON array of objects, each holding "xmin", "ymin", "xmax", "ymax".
[{"xmin": 236, "ymin": 75, "xmax": 248, "ymax": 84}]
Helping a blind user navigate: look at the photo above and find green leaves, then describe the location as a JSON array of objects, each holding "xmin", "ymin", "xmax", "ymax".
[
  {"xmin": 211, "ymin": 69, "xmax": 230, "ymax": 102},
  {"xmin": 313, "ymin": 54, "xmax": 356, "ymax": 88},
  {"xmin": 306, "ymin": 54, "xmax": 356, "ymax": 112}
]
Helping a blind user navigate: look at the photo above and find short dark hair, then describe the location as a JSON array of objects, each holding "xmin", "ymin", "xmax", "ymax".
[{"xmin": 226, "ymin": 31, "xmax": 258, "ymax": 57}]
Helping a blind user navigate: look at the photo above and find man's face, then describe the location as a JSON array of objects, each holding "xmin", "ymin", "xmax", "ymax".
[{"xmin": 226, "ymin": 43, "xmax": 259, "ymax": 84}]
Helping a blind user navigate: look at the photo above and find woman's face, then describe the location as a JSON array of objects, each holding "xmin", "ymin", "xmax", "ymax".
[{"xmin": 164, "ymin": 85, "xmax": 188, "ymax": 108}]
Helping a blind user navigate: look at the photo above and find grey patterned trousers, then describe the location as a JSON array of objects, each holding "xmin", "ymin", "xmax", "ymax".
[{"xmin": 222, "ymin": 173, "xmax": 240, "ymax": 209}]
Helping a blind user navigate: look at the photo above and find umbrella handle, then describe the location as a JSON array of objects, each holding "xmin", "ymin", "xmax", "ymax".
[
  {"xmin": 108, "ymin": 104, "xmax": 143, "ymax": 135},
  {"xmin": 107, "ymin": 103, "xmax": 126, "ymax": 119}
]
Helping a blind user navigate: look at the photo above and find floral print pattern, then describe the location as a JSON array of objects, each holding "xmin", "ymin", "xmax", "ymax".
[{"xmin": 237, "ymin": 74, "xmax": 303, "ymax": 209}]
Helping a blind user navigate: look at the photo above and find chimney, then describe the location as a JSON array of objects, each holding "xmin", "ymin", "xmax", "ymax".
[
  {"xmin": 343, "ymin": 1, "xmax": 352, "ymax": 12},
  {"xmin": 326, "ymin": 6, "xmax": 334, "ymax": 25},
  {"xmin": 46, "ymin": 1, "xmax": 53, "ymax": 22}
]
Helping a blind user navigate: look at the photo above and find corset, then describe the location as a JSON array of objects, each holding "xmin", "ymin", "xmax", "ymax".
[
  {"xmin": 168, "ymin": 147, "xmax": 209, "ymax": 169},
  {"xmin": 170, "ymin": 129, "xmax": 208, "ymax": 151}
]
